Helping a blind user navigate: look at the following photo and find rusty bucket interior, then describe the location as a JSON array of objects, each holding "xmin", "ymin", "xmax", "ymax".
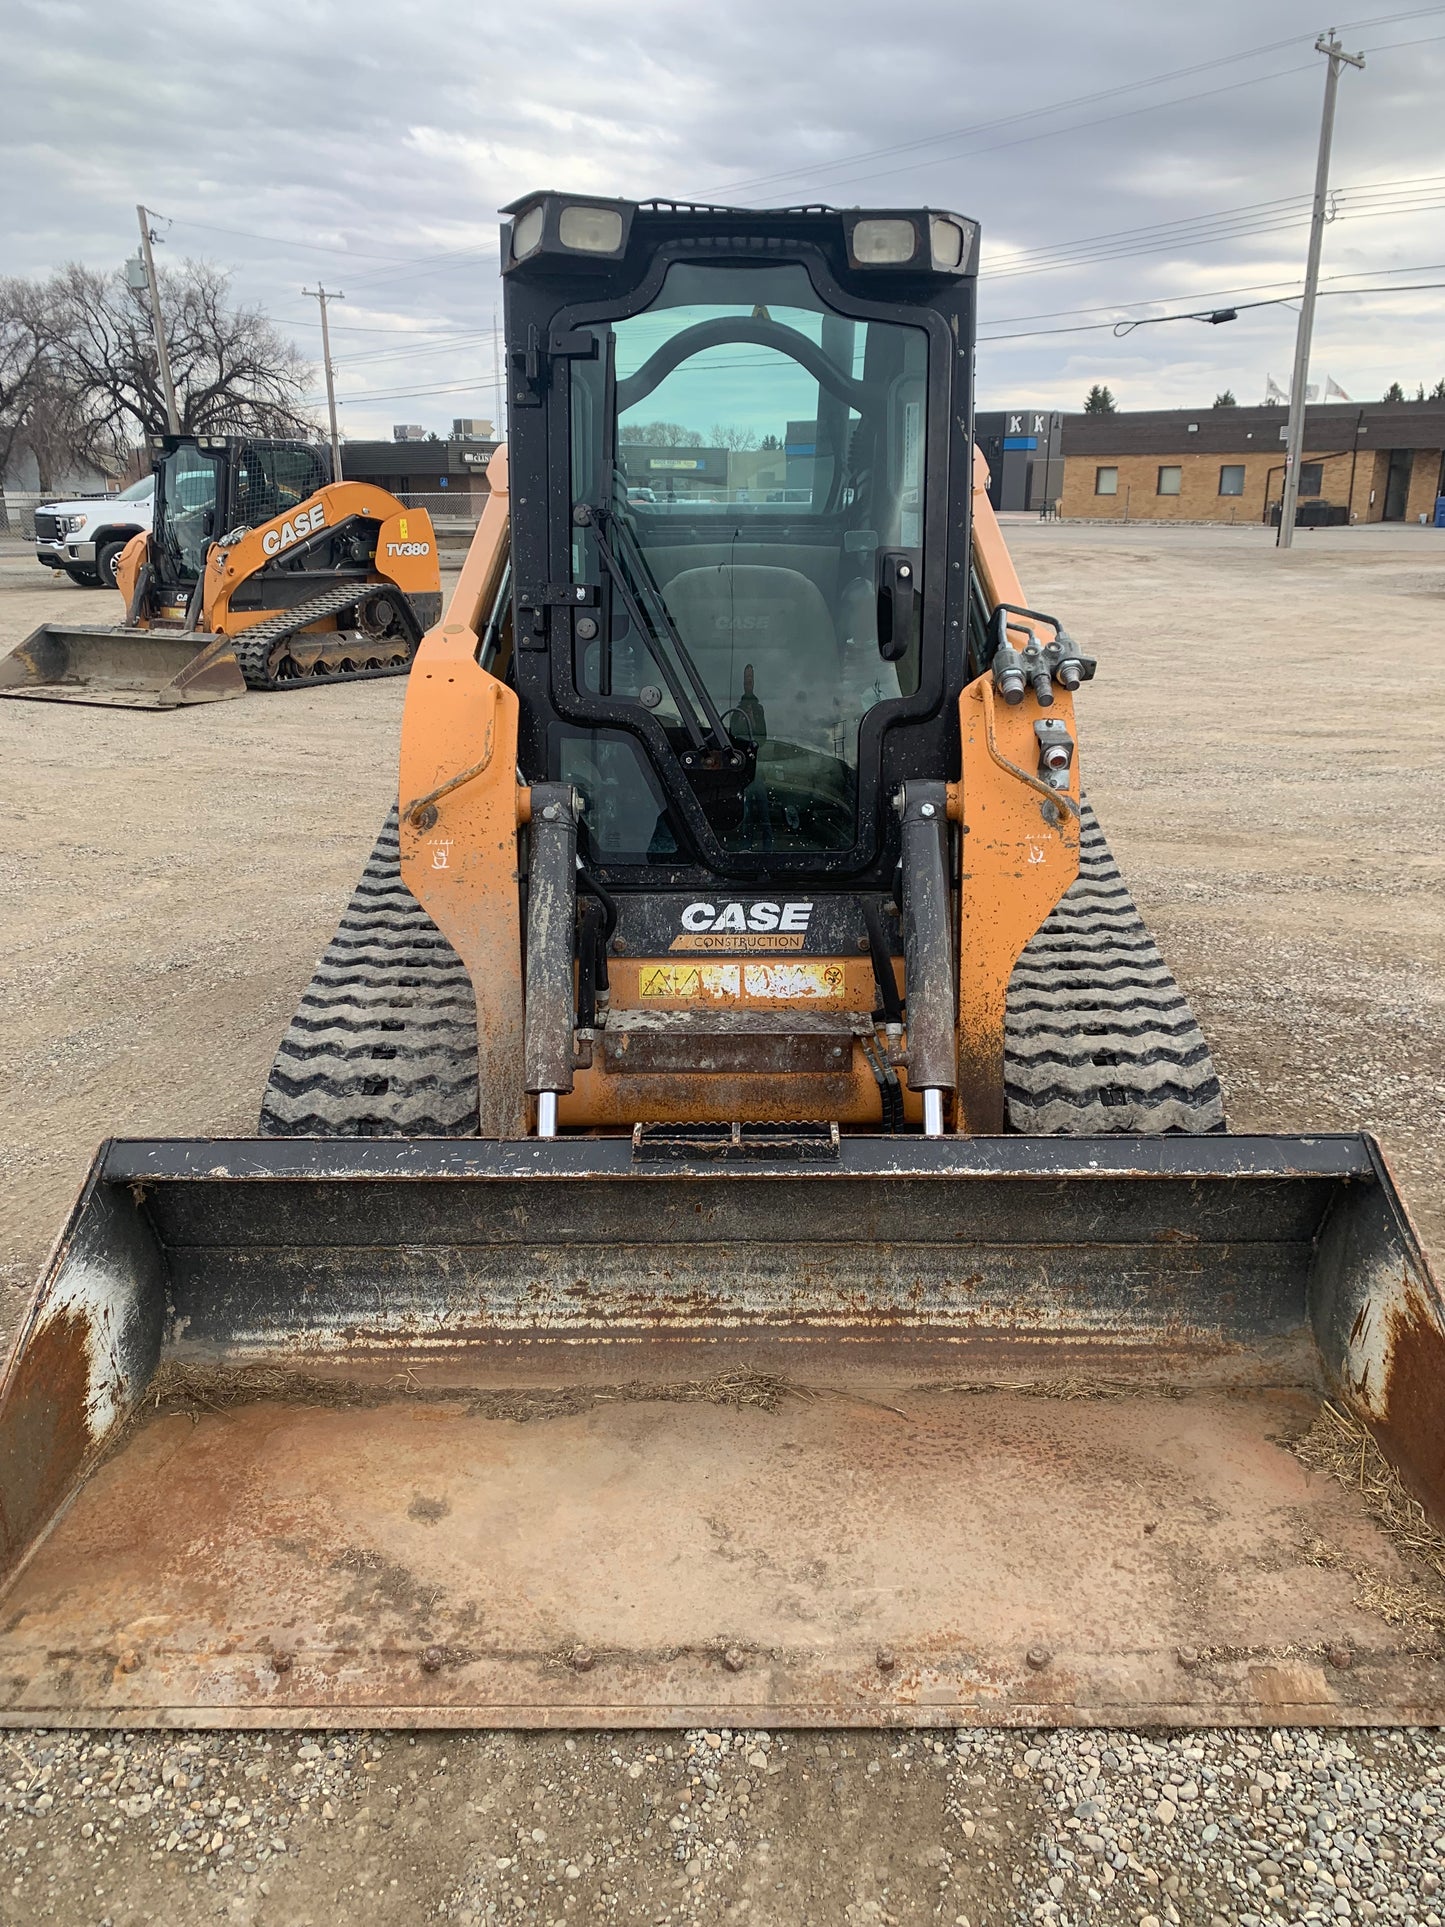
[
  {"xmin": 0, "ymin": 623, "xmax": 246, "ymax": 706},
  {"xmin": 1, "ymin": 1133, "xmax": 1442, "ymax": 1730}
]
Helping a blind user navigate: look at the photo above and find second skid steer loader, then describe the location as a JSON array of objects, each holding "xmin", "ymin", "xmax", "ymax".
[
  {"xmin": 0, "ymin": 196, "xmax": 1441, "ymax": 1733},
  {"xmin": 0, "ymin": 434, "xmax": 440, "ymax": 707}
]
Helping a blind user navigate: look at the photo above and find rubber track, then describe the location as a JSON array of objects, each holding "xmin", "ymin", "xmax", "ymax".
[
  {"xmin": 262, "ymin": 800, "xmax": 1223, "ymax": 1139},
  {"xmin": 1004, "ymin": 799, "xmax": 1226, "ymax": 1135},
  {"xmin": 232, "ymin": 583, "xmax": 416, "ymax": 692},
  {"xmin": 259, "ymin": 808, "xmax": 480, "ymax": 1136}
]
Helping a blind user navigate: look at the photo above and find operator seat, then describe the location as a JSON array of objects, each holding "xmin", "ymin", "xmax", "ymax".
[{"xmin": 661, "ymin": 564, "xmax": 841, "ymax": 754}]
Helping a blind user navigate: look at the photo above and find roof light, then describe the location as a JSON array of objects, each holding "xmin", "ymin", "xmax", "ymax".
[
  {"xmin": 511, "ymin": 203, "xmax": 545, "ymax": 261},
  {"xmin": 851, "ymin": 218, "xmax": 917, "ymax": 265},
  {"xmin": 930, "ymin": 215, "xmax": 976, "ymax": 273},
  {"xmin": 929, "ymin": 217, "xmax": 964, "ymax": 271},
  {"xmin": 558, "ymin": 204, "xmax": 624, "ymax": 253}
]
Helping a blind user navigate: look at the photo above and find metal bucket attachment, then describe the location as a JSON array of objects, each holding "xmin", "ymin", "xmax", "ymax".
[
  {"xmin": 0, "ymin": 1133, "xmax": 1441, "ymax": 1730},
  {"xmin": 0, "ymin": 623, "xmax": 247, "ymax": 707}
]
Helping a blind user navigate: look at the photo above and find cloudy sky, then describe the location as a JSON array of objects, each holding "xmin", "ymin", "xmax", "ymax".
[{"xmin": 5, "ymin": 0, "xmax": 1443, "ymax": 436}]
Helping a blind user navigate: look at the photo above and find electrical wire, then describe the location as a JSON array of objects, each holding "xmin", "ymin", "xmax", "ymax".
[
  {"xmin": 981, "ymin": 261, "xmax": 1445, "ymax": 328},
  {"xmin": 978, "ymin": 280, "xmax": 1445, "ymax": 343},
  {"xmin": 981, "ymin": 174, "xmax": 1445, "ymax": 275},
  {"xmin": 694, "ymin": 7, "xmax": 1445, "ymax": 204},
  {"xmin": 697, "ymin": 31, "xmax": 1317, "ymax": 200}
]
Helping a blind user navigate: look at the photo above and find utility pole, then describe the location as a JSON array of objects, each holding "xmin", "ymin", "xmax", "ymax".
[
  {"xmin": 1277, "ymin": 31, "xmax": 1364, "ymax": 550},
  {"xmin": 304, "ymin": 286, "xmax": 345, "ymax": 480},
  {"xmin": 135, "ymin": 205, "xmax": 180, "ymax": 435}
]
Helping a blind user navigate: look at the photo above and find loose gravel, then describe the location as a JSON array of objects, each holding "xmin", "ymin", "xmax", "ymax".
[{"xmin": 3, "ymin": 1724, "xmax": 1443, "ymax": 1924}]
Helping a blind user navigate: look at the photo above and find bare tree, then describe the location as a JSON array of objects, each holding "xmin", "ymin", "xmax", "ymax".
[
  {"xmin": 709, "ymin": 424, "xmax": 760, "ymax": 451},
  {"xmin": 0, "ymin": 277, "xmax": 62, "ymax": 488},
  {"xmin": 47, "ymin": 259, "xmax": 316, "ymax": 468},
  {"xmin": 619, "ymin": 420, "xmax": 704, "ymax": 446}
]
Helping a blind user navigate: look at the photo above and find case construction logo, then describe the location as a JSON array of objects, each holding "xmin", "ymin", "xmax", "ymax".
[{"xmin": 669, "ymin": 899, "xmax": 814, "ymax": 953}]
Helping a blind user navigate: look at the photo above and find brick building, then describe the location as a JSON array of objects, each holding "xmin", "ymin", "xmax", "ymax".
[
  {"xmin": 341, "ymin": 434, "xmax": 501, "ymax": 514},
  {"xmin": 1057, "ymin": 402, "xmax": 1445, "ymax": 526}
]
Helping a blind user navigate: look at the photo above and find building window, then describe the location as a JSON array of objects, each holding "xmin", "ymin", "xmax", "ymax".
[
  {"xmin": 1095, "ymin": 466, "xmax": 1118, "ymax": 496},
  {"xmin": 1219, "ymin": 465, "xmax": 1246, "ymax": 496},
  {"xmin": 1298, "ymin": 461, "xmax": 1323, "ymax": 497},
  {"xmin": 1157, "ymin": 466, "xmax": 1182, "ymax": 496}
]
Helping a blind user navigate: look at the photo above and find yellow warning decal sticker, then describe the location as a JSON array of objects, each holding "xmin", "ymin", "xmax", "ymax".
[
  {"xmin": 744, "ymin": 961, "xmax": 846, "ymax": 1000},
  {"xmin": 639, "ymin": 963, "xmax": 741, "ymax": 1001}
]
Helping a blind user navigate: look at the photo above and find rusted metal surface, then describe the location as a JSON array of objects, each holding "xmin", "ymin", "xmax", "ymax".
[
  {"xmin": 602, "ymin": 1008, "xmax": 862, "ymax": 1077},
  {"xmin": 3, "ymin": 1383, "xmax": 1445, "ymax": 1729},
  {"xmin": 0, "ymin": 623, "xmax": 248, "ymax": 707},
  {"xmin": 0, "ymin": 1167, "xmax": 166, "ymax": 1586},
  {"xmin": 0, "ymin": 1130, "xmax": 1439, "ymax": 1727},
  {"xmin": 1311, "ymin": 1138, "xmax": 1445, "ymax": 1532}
]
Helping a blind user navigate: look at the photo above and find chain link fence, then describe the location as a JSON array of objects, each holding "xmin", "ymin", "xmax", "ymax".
[{"xmin": 0, "ymin": 493, "xmax": 43, "ymax": 539}]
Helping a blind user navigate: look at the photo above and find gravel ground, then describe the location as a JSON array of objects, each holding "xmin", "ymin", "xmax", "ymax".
[
  {"xmin": 3, "ymin": 1725, "xmax": 1445, "ymax": 1925},
  {"xmin": 1, "ymin": 523, "xmax": 1443, "ymax": 1923}
]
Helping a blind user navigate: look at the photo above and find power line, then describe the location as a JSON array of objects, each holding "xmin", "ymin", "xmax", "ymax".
[
  {"xmin": 981, "ymin": 183, "xmax": 1445, "ymax": 282},
  {"xmin": 335, "ymin": 378, "xmax": 504, "ymax": 406},
  {"xmin": 978, "ymin": 280, "xmax": 1445, "ymax": 344},
  {"xmin": 698, "ymin": 31, "xmax": 1314, "ymax": 200},
  {"xmin": 742, "ymin": 61, "xmax": 1323, "ymax": 205},
  {"xmin": 332, "ymin": 328, "xmax": 500, "ymax": 368},
  {"xmin": 981, "ymin": 260, "xmax": 1445, "ymax": 328},
  {"xmin": 980, "ymin": 174, "xmax": 1445, "ymax": 274},
  {"xmin": 693, "ymin": 6, "xmax": 1445, "ymax": 204},
  {"xmin": 157, "ymin": 211, "xmax": 495, "ymax": 282}
]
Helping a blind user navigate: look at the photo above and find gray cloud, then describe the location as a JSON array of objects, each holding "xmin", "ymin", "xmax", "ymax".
[{"xmin": 4, "ymin": 0, "xmax": 1442, "ymax": 431}]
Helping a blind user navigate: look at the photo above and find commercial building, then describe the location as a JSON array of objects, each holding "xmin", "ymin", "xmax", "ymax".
[
  {"xmin": 341, "ymin": 433, "xmax": 501, "ymax": 515},
  {"xmin": 1058, "ymin": 403, "xmax": 1445, "ymax": 525},
  {"xmin": 975, "ymin": 409, "xmax": 1065, "ymax": 511}
]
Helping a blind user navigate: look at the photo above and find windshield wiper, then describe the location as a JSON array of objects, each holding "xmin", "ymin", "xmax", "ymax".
[{"xmin": 579, "ymin": 499, "xmax": 734, "ymax": 754}]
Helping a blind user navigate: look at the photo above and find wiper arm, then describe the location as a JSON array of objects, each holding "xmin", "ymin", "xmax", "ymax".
[{"xmin": 582, "ymin": 502, "xmax": 733, "ymax": 753}]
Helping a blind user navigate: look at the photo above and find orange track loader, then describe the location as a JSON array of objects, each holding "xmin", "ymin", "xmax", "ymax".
[
  {"xmin": 0, "ymin": 434, "xmax": 440, "ymax": 707},
  {"xmin": 0, "ymin": 196, "xmax": 1441, "ymax": 1732}
]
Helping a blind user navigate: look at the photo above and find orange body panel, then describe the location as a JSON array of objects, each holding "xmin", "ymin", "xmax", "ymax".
[
  {"xmin": 949, "ymin": 453, "xmax": 1081, "ymax": 1130},
  {"xmin": 397, "ymin": 443, "xmax": 1080, "ymax": 1136},
  {"xmin": 113, "ymin": 531, "xmax": 147, "ymax": 612},
  {"xmin": 205, "ymin": 484, "xmax": 438, "ymax": 634},
  {"xmin": 398, "ymin": 451, "xmax": 529, "ymax": 1136}
]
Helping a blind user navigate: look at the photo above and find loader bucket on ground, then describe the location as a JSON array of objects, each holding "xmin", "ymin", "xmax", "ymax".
[
  {"xmin": 0, "ymin": 622, "xmax": 247, "ymax": 707},
  {"xmin": 1, "ymin": 1132, "xmax": 1442, "ymax": 1731}
]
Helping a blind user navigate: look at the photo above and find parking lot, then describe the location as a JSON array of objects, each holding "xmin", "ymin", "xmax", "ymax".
[{"xmin": 1, "ymin": 520, "xmax": 1443, "ymax": 1923}]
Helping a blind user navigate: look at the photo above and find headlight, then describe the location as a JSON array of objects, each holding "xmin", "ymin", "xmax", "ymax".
[
  {"xmin": 510, "ymin": 203, "xmax": 545, "ymax": 261},
  {"xmin": 557, "ymin": 203, "xmax": 624, "ymax": 253},
  {"xmin": 64, "ymin": 513, "xmax": 89, "ymax": 534},
  {"xmin": 929, "ymin": 216, "xmax": 977, "ymax": 272},
  {"xmin": 502, "ymin": 193, "xmax": 633, "ymax": 272},
  {"xmin": 851, "ymin": 218, "xmax": 918, "ymax": 265},
  {"xmin": 844, "ymin": 209, "xmax": 977, "ymax": 275}
]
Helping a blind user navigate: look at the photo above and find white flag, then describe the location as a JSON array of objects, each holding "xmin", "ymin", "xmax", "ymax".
[
  {"xmin": 1326, "ymin": 375, "xmax": 1352, "ymax": 401},
  {"xmin": 1265, "ymin": 374, "xmax": 1288, "ymax": 403},
  {"xmin": 1305, "ymin": 383, "xmax": 1319, "ymax": 402}
]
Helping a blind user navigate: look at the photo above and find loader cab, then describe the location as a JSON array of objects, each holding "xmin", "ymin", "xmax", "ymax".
[
  {"xmin": 145, "ymin": 435, "xmax": 333, "ymax": 588},
  {"xmin": 501, "ymin": 196, "xmax": 980, "ymax": 892}
]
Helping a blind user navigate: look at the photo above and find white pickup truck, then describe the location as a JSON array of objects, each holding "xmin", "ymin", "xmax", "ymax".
[{"xmin": 33, "ymin": 475, "xmax": 155, "ymax": 588}]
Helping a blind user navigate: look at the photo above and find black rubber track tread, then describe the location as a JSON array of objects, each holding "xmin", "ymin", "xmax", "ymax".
[
  {"xmin": 259, "ymin": 807, "xmax": 480, "ymax": 1137},
  {"xmin": 1004, "ymin": 798, "xmax": 1225, "ymax": 1135},
  {"xmin": 262, "ymin": 800, "xmax": 1223, "ymax": 1140},
  {"xmin": 232, "ymin": 582, "xmax": 420, "ymax": 692}
]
